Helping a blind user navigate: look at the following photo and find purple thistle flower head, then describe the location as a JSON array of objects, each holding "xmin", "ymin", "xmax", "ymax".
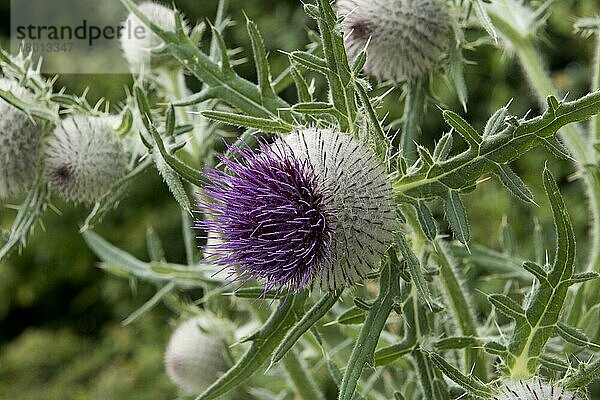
[{"xmin": 196, "ymin": 128, "xmax": 397, "ymax": 296}]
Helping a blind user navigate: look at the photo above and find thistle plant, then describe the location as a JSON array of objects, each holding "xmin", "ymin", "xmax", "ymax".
[{"xmin": 4, "ymin": 0, "xmax": 600, "ymax": 399}]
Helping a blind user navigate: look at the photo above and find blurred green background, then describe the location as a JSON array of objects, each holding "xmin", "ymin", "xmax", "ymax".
[{"xmin": 0, "ymin": 0, "xmax": 599, "ymax": 398}]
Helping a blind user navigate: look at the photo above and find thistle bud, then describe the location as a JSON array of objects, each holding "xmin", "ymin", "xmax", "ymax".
[
  {"xmin": 44, "ymin": 115, "xmax": 128, "ymax": 204},
  {"xmin": 337, "ymin": 0, "xmax": 451, "ymax": 82},
  {"xmin": 0, "ymin": 78, "xmax": 41, "ymax": 199},
  {"xmin": 121, "ymin": 1, "xmax": 187, "ymax": 72},
  {"xmin": 164, "ymin": 317, "xmax": 230, "ymax": 395},
  {"xmin": 495, "ymin": 379, "xmax": 579, "ymax": 400},
  {"xmin": 196, "ymin": 128, "xmax": 397, "ymax": 296}
]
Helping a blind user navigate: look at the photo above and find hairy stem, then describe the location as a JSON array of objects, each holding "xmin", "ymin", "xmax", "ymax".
[{"xmin": 401, "ymin": 77, "xmax": 427, "ymax": 163}]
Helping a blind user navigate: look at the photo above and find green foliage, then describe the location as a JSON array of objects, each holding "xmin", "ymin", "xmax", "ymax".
[{"xmin": 3, "ymin": 0, "xmax": 600, "ymax": 399}]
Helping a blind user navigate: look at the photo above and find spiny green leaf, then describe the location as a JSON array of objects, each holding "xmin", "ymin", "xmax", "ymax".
[
  {"xmin": 472, "ymin": 0, "xmax": 498, "ymax": 42},
  {"xmin": 202, "ymin": 110, "xmax": 294, "ymax": 133},
  {"xmin": 83, "ymin": 231, "xmax": 216, "ymax": 286},
  {"xmin": 119, "ymin": 0, "xmax": 290, "ymax": 120},
  {"xmin": 522, "ymin": 261, "xmax": 548, "ymax": 282},
  {"xmin": 570, "ymin": 271, "xmax": 600, "ymax": 283},
  {"xmin": 538, "ymin": 354, "xmax": 569, "ymax": 372},
  {"xmin": 197, "ymin": 294, "xmax": 306, "ymax": 400},
  {"xmin": 330, "ymin": 306, "xmax": 365, "ymax": 326},
  {"xmin": 494, "ymin": 164, "xmax": 535, "ymax": 204},
  {"xmin": 394, "ymin": 91, "xmax": 600, "ymax": 199},
  {"xmin": 484, "ymin": 102, "xmax": 509, "ymax": 137},
  {"xmin": 271, "ymin": 292, "xmax": 341, "ymax": 365},
  {"xmin": 289, "ymin": 51, "xmax": 329, "ymax": 75},
  {"xmin": 0, "ymin": 176, "xmax": 48, "ymax": 262},
  {"xmin": 433, "ymin": 131, "xmax": 453, "ymax": 161},
  {"xmin": 429, "ymin": 353, "xmax": 495, "ymax": 398},
  {"xmin": 564, "ymin": 357, "xmax": 600, "ymax": 389},
  {"xmin": 489, "ymin": 294, "xmax": 526, "ymax": 320},
  {"xmin": 434, "ymin": 337, "xmax": 479, "ymax": 350},
  {"xmin": 338, "ymin": 263, "xmax": 400, "ymax": 400},
  {"xmin": 443, "ymin": 110, "xmax": 481, "ymax": 148},
  {"xmin": 445, "ymin": 191, "xmax": 471, "ymax": 244},
  {"xmin": 245, "ymin": 17, "xmax": 276, "ymax": 98},
  {"xmin": 556, "ymin": 322, "xmax": 600, "ymax": 350},
  {"xmin": 397, "ymin": 234, "xmax": 432, "ymax": 308},
  {"xmin": 415, "ymin": 202, "xmax": 437, "ymax": 241}
]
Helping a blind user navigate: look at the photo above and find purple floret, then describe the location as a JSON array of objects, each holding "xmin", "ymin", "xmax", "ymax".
[{"xmin": 195, "ymin": 139, "xmax": 336, "ymax": 297}]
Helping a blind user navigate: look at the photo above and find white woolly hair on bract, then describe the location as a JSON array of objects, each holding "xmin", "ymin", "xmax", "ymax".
[
  {"xmin": 164, "ymin": 317, "xmax": 230, "ymax": 395},
  {"xmin": 121, "ymin": 1, "xmax": 187, "ymax": 72},
  {"xmin": 44, "ymin": 115, "xmax": 128, "ymax": 204},
  {"xmin": 0, "ymin": 78, "xmax": 41, "ymax": 199},
  {"xmin": 337, "ymin": 0, "xmax": 451, "ymax": 82},
  {"xmin": 282, "ymin": 127, "xmax": 397, "ymax": 291},
  {"xmin": 495, "ymin": 379, "xmax": 579, "ymax": 400}
]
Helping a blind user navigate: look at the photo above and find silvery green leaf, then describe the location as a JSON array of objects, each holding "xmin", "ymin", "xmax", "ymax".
[
  {"xmin": 489, "ymin": 294, "xmax": 527, "ymax": 320},
  {"xmin": 430, "ymin": 353, "xmax": 495, "ymax": 398},
  {"xmin": 0, "ymin": 176, "xmax": 48, "ymax": 262},
  {"xmin": 433, "ymin": 131, "xmax": 453, "ymax": 161},
  {"xmin": 494, "ymin": 164, "xmax": 535, "ymax": 204},
  {"xmin": 472, "ymin": 0, "xmax": 498, "ymax": 42},
  {"xmin": 539, "ymin": 354, "xmax": 569, "ymax": 372},
  {"xmin": 445, "ymin": 191, "xmax": 470, "ymax": 244},
  {"xmin": 415, "ymin": 202, "xmax": 437, "ymax": 241},
  {"xmin": 246, "ymin": 17, "xmax": 276, "ymax": 98},
  {"xmin": 289, "ymin": 51, "xmax": 329, "ymax": 75},
  {"xmin": 443, "ymin": 111, "xmax": 481, "ymax": 148},
  {"xmin": 484, "ymin": 103, "xmax": 510, "ymax": 137},
  {"xmin": 339, "ymin": 263, "xmax": 401, "ymax": 400},
  {"xmin": 202, "ymin": 110, "xmax": 294, "ymax": 133},
  {"xmin": 397, "ymin": 234, "xmax": 433, "ymax": 308}
]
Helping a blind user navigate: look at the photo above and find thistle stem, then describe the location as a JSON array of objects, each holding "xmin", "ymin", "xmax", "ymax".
[
  {"xmin": 158, "ymin": 68, "xmax": 203, "ymax": 159},
  {"xmin": 401, "ymin": 77, "xmax": 427, "ymax": 163},
  {"xmin": 281, "ymin": 349, "xmax": 327, "ymax": 400},
  {"xmin": 490, "ymin": 13, "xmax": 600, "ymax": 299}
]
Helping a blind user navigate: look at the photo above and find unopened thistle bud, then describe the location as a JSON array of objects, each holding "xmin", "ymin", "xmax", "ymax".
[
  {"xmin": 44, "ymin": 115, "xmax": 128, "ymax": 204},
  {"xmin": 121, "ymin": 1, "xmax": 186, "ymax": 72},
  {"xmin": 196, "ymin": 128, "xmax": 397, "ymax": 296},
  {"xmin": 495, "ymin": 379, "xmax": 579, "ymax": 400},
  {"xmin": 164, "ymin": 317, "xmax": 229, "ymax": 394},
  {"xmin": 337, "ymin": 0, "xmax": 451, "ymax": 82},
  {"xmin": 0, "ymin": 78, "xmax": 41, "ymax": 199}
]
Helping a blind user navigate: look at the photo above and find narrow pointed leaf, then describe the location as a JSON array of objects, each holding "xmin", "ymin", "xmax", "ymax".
[
  {"xmin": 494, "ymin": 164, "xmax": 535, "ymax": 203},
  {"xmin": 445, "ymin": 191, "xmax": 471, "ymax": 244}
]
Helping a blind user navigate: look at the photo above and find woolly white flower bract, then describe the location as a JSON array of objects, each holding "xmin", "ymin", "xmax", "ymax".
[
  {"xmin": 198, "ymin": 127, "xmax": 397, "ymax": 295},
  {"xmin": 337, "ymin": 0, "xmax": 450, "ymax": 82},
  {"xmin": 44, "ymin": 115, "xmax": 128, "ymax": 204},
  {"xmin": 0, "ymin": 78, "xmax": 41, "ymax": 199},
  {"xmin": 121, "ymin": 1, "xmax": 186, "ymax": 72},
  {"xmin": 495, "ymin": 379, "xmax": 579, "ymax": 400},
  {"xmin": 164, "ymin": 317, "xmax": 229, "ymax": 395},
  {"xmin": 283, "ymin": 128, "xmax": 397, "ymax": 290}
]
